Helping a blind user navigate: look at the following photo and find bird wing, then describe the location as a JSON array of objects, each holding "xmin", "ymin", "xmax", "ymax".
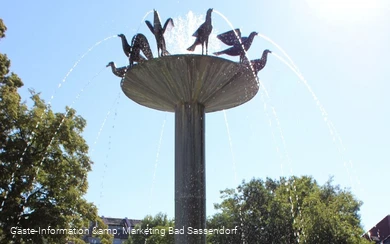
[
  {"xmin": 242, "ymin": 32, "xmax": 257, "ymax": 51},
  {"xmin": 113, "ymin": 66, "xmax": 127, "ymax": 77},
  {"xmin": 118, "ymin": 66, "xmax": 128, "ymax": 75},
  {"xmin": 145, "ymin": 20, "xmax": 155, "ymax": 34},
  {"xmin": 192, "ymin": 22, "xmax": 206, "ymax": 37},
  {"xmin": 251, "ymin": 59, "xmax": 261, "ymax": 70},
  {"xmin": 216, "ymin": 29, "xmax": 241, "ymax": 46},
  {"xmin": 162, "ymin": 18, "xmax": 174, "ymax": 34},
  {"xmin": 213, "ymin": 45, "xmax": 240, "ymax": 56},
  {"xmin": 153, "ymin": 10, "xmax": 162, "ymax": 30},
  {"xmin": 134, "ymin": 34, "xmax": 154, "ymax": 60}
]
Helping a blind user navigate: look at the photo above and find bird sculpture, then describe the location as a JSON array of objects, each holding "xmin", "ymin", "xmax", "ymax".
[
  {"xmin": 129, "ymin": 33, "xmax": 154, "ymax": 66},
  {"xmin": 145, "ymin": 9, "xmax": 174, "ymax": 57},
  {"xmin": 118, "ymin": 34, "xmax": 131, "ymax": 57},
  {"xmin": 213, "ymin": 29, "xmax": 258, "ymax": 62},
  {"xmin": 250, "ymin": 49, "xmax": 272, "ymax": 75},
  {"xmin": 106, "ymin": 62, "xmax": 128, "ymax": 78},
  {"xmin": 187, "ymin": 8, "xmax": 213, "ymax": 55}
]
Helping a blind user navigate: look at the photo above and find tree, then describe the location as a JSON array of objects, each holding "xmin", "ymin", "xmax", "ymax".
[
  {"xmin": 0, "ymin": 19, "xmax": 113, "ymax": 243},
  {"xmin": 126, "ymin": 213, "xmax": 174, "ymax": 244},
  {"xmin": 207, "ymin": 176, "xmax": 372, "ymax": 244},
  {"xmin": 0, "ymin": 19, "xmax": 6, "ymax": 39}
]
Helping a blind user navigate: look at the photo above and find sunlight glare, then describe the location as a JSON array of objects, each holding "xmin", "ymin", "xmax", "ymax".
[{"xmin": 306, "ymin": 0, "xmax": 382, "ymax": 22}]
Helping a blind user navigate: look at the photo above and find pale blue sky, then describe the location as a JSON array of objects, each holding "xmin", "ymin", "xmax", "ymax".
[{"xmin": 2, "ymin": 0, "xmax": 389, "ymax": 232}]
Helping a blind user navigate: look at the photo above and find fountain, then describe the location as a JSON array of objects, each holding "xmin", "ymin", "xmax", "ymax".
[{"xmin": 109, "ymin": 8, "xmax": 269, "ymax": 244}]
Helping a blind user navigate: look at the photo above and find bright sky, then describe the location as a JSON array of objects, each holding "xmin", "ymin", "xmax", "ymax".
[{"xmin": 2, "ymin": 0, "xmax": 389, "ymax": 232}]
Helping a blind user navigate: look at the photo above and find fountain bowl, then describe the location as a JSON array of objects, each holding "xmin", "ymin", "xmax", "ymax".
[{"xmin": 121, "ymin": 54, "xmax": 259, "ymax": 113}]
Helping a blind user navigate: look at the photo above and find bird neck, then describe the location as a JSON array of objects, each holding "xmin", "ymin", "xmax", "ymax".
[
  {"xmin": 248, "ymin": 34, "xmax": 256, "ymax": 43},
  {"xmin": 244, "ymin": 35, "xmax": 256, "ymax": 49},
  {"xmin": 110, "ymin": 63, "xmax": 116, "ymax": 72},
  {"xmin": 121, "ymin": 36, "xmax": 130, "ymax": 47},
  {"xmin": 206, "ymin": 13, "xmax": 212, "ymax": 23},
  {"xmin": 261, "ymin": 52, "xmax": 269, "ymax": 63}
]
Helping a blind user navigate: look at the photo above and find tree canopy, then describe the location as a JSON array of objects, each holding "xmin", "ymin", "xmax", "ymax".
[
  {"xmin": 207, "ymin": 176, "xmax": 371, "ymax": 244},
  {"xmin": 123, "ymin": 176, "xmax": 371, "ymax": 244},
  {"xmin": 0, "ymin": 18, "xmax": 112, "ymax": 243},
  {"xmin": 0, "ymin": 19, "xmax": 6, "ymax": 39},
  {"xmin": 126, "ymin": 213, "xmax": 175, "ymax": 244}
]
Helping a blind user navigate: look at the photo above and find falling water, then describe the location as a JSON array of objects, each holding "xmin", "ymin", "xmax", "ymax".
[
  {"xmin": 45, "ymin": 35, "xmax": 116, "ymax": 117},
  {"xmin": 1, "ymin": 36, "xmax": 115, "ymax": 212},
  {"xmin": 148, "ymin": 114, "xmax": 167, "ymax": 214},
  {"xmin": 165, "ymin": 11, "xmax": 221, "ymax": 55},
  {"xmin": 90, "ymin": 92, "xmax": 122, "ymax": 156},
  {"xmin": 139, "ymin": 10, "xmax": 154, "ymax": 28},
  {"xmin": 85, "ymin": 92, "xmax": 122, "ymax": 207},
  {"xmin": 11, "ymin": 66, "xmax": 115, "ymax": 239},
  {"xmin": 213, "ymin": 10, "xmax": 293, "ymax": 174},
  {"xmin": 256, "ymin": 33, "xmax": 302, "ymax": 75},
  {"xmin": 36, "ymin": 66, "xmax": 107, "ymax": 175},
  {"xmin": 36, "ymin": 35, "xmax": 117, "ymax": 144},
  {"xmin": 76, "ymin": 87, "xmax": 121, "ymax": 201},
  {"xmin": 136, "ymin": 10, "xmax": 223, "ymax": 222},
  {"xmin": 253, "ymin": 30, "xmax": 361, "ymax": 238},
  {"xmin": 253, "ymin": 31, "xmax": 359, "ymax": 191},
  {"xmin": 256, "ymin": 83, "xmax": 295, "ymax": 177},
  {"xmin": 119, "ymin": 9, "xmax": 154, "ymax": 34},
  {"xmin": 98, "ymin": 92, "xmax": 121, "ymax": 208},
  {"xmin": 223, "ymin": 110, "xmax": 248, "ymax": 243},
  {"xmin": 213, "ymin": 11, "xmax": 254, "ymax": 64},
  {"xmin": 98, "ymin": 143, "xmax": 110, "ymax": 203},
  {"xmin": 271, "ymin": 52, "xmax": 357, "ymax": 190},
  {"xmin": 92, "ymin": 92, "xmax": 120, "ymax": 212},
  {"xmin": 223, "ymin": 111, "xmax": 238, "ymax": 185},
  {"xmin": 258, "ymin": 80, "xmax": 303, "ymax": 241},
  {"xmin": 214, "ymin": 9, "xmax": 303, "ymax": 242}
]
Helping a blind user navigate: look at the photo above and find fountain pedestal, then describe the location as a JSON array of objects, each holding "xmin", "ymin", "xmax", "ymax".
[{"xmin": 122, "ymin": 54, "xmax": 258, "ymax": 244}]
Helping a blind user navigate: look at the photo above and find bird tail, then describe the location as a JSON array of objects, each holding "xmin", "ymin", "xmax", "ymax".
[{"xmin": 187, "ymin": 43, "xmax": 197, "ymax": 52}]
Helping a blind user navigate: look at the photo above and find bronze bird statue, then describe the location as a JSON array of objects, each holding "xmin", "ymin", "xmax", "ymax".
[
  {"xmin": 106, "ymin": 62, "xmax": 128, "ymax": 78},
  {"xmin": 145, "ymin": 9, "xmax": 174, "ymax": 57},
  {"xmin": 187, "ymin": 8, "xmax": 213, "ymax": 55},
  {"xmin": 118, "ymin": 34, "xmax": 131, "ymax": 57},
  {"xmin": 250, "ymin": 49, "xmax": 272, "ymax": 75},
  {"xmin": 214, "ymin": 29, "xmax": 258, "ymax": 62},
  {"xmin": 129, "ymin": 33, "xmax": 154, "ymax": 66}
]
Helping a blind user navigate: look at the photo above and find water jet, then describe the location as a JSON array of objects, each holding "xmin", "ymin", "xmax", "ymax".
[{"xmin": 121, "ymin": 54, "xmax": 258, "ymax": 243}]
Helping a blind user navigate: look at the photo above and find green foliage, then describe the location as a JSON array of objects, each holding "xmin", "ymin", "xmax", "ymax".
[
  {"xmin": 0, "ymin": 19, "xmax": 23, "ymax": 88},
  {"xmin": 0, "ymin": 19, "xmax": 112, "ymax": 243},
  {"xmin": 0, "ymin": 19, "xmax": 6, "ymax": 39},
  {"xmin": 126, "ymin": 213, "xmax": 174, "ymax": 244},
  {"xmin": 207, "ymin": 176, "xmax": 371, "ymax": 244}
]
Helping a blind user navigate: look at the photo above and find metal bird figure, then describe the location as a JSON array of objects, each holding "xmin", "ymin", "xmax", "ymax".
[
  {"xmin": 130, "ymin": 33, "xmax": 154, "ymax": 66},
  {"xmin": 187, "ymin": 8, "xmax": 213, "ymax": 55},
  {"xmin": 214, "ymin": 29, "xmax": 258, "ymax": 62},
  {"xmin": 106, "ymin": 62, "xmax": 128, "ymax": 78},
  {"xmin": 145, "ymin": 9, "xmax": 174, "ymax": 57},
  {"xmin": 250, "ymin": 49, "xmax": 272, "ymax": 75},
  {"xmin": 118, "ymin": 34, "xmax": 131, "ymax": 57},
  {"xmin": 215, "ymin": 28, "xmax": 242, "ymax": 46}
]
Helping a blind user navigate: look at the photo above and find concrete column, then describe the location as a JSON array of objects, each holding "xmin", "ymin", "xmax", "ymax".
[{"xmin": 174, "ymin": 102, "xmax": 206, "ymax": 244}]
